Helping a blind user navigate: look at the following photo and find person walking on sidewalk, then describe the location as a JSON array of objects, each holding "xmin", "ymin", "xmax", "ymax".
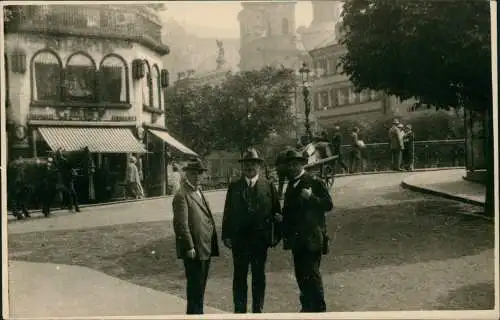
[
  {"xmin": 172, "ymin": 160, "xmax": 220, "ymax": 315},
  {"xmin": 127, "ymin": 156, "xmax": 144, "ymax": 199},
  {"xmin": 222, "ymin": 148, "xmax": 283, "ymax": 314},
  {"xmin": 281, "ymin": 149, "xmax": 333, "ymax": 313}
]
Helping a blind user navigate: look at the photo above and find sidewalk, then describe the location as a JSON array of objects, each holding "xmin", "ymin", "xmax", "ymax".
[
  {"xmin": 8, "ymin": 260, "xmax": 226, "ymax": 318},
  {"xmin": 401, "ymin": 169, "xmax": 486, "ymax": 207}
]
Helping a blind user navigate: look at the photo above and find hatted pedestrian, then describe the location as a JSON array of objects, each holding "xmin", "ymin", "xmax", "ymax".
[
  {"xmin": 281, "ymin": 149, "xmax": 333, "ymax": 313},
  {"xmin": 222, "ymin": 148, "xmax": 282, "ymax": 313},
  {"xmin": 389, "ymin": 119, "xmax": 405, "ymax": 171},
  {"xmin": 172, "ymin": 160, "xmax": 219, "ymax": 315}
]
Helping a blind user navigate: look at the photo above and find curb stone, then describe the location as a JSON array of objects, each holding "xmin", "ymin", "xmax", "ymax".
[
  {"xmin": 400, "ymin": 179, "xmax": 488, "ymax": 206},
  {"xmin": 7, "ymin": 167, "xmax": 464, "ymax": 217}
]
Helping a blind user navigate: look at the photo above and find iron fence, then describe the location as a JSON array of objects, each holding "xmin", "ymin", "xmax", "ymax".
[{"xmin": 199, "ymin": 139, "xmax": 466, "ymax": 191}]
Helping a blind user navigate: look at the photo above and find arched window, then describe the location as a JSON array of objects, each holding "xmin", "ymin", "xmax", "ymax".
[
  {"xmin": 142, "ymin": 61, "xmax": 152, "ymax": 107},
  {"xmin": 152, "ymin": 65, "xmax": 160, "ymax": 109},
  {"xmin": 65, "ymin": 52, "xmax": 97, "ymax": 102},
  {"xmin": 100, "ymin": 55, "xmax": 128, "ymax": 103},
  {"xmin": 31, "ymin": 50, "xmax": 62, "ymax": 102},
  {"xmin": 282, "ymin": 18, "xmax": 289, "ymax": 35},
  {"xmin": 337, "ymin": 88, "xmax": 347, "ymax": 105}
]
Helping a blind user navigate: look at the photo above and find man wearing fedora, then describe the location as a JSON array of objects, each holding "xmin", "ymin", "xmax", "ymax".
[
  {"xmin": 172, "ymin": 159, "xmax": 219, "ymax": 315},
  {"xmin": 281, "ymin": 149, "xmax": 333, "ymax": 313},
  {"xmin": 389, "ymin": 118, "xmax": 405, "ymax": 171},
  {"xmin": 222, "ymin": 148, "xmax": 282, "ymax": 313}
]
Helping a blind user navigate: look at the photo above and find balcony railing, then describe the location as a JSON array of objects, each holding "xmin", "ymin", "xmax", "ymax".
[{"xmin": 6, "ymin": 5, "xmax": 168, "ymax": 54}]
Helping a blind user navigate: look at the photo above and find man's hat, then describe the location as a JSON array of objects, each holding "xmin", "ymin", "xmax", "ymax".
[
  {"xmin": 283, "ymin": 149, "xmax": 308, "ymax": 164},
  {"xmin": 392, "ymin": 118, "xmax": 400, "ymax": 125},
  {"xmin": 239, "ymin": 148, "xmax": 264, "ymax": 163},
  {"xmin": 183, "ymin": 159, "xmax": 207, "ymax": 172}
]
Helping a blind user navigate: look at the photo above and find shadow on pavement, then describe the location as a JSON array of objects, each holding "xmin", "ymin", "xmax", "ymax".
[{"xmin": 434, "ymin": 282, "xmax": 495, "ymax": 310}]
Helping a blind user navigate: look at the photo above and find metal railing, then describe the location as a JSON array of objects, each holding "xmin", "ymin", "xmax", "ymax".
[{"xmin": 199, "ymin": 139, "xmax": 466, "ymax": 191}]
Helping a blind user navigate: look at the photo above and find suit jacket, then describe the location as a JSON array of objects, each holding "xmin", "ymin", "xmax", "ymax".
[
  {"xmin": 331, "ymin": 133, "xmax": 342, "ymax": 155},
  {"xmin": 389, "ymin": 126, "xmax": 404, "ymax": 150},
  {"xmin": 172, "ymin": 180, "xmax": 219, "ymax": 260},
  {"xmin": 221, "ymin": 177, "xmax": 282, "ymax": 247},
  {"xmin": 282, "ymin": 172, "xmax": 333, "ymax": 253}
]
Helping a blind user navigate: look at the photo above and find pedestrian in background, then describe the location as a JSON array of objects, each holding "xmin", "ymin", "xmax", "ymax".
[
  {"xmin": 348, "ymin": 127, "xmax": 364, "ymax": 173},
  {"xmin": 127, "ymin": 155, "xmax": 144, "ymax": 199},
  {"xmin": 331, "ymin": 126, "xmax": 349, "ymax": 173},
  {"xmin": 388, "ymin": 119, "xmax": 405, "ymax": 171},
  {"xmin": 172, "ymin": 160, "xmax": 219, "ymax": 315},
  {"xmin": 222, "ymin": 148, "xmax": 282, "ymax": 314},
  {"xmin": 281, "ymin": 149, "xmax": 333, "ymax": 312},
  {"xmin": 402, "ymin": 124, "xmax": 414, "ymax": 171}
]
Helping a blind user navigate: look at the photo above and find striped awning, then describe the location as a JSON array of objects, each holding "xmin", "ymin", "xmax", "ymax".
[
  {"xmin": 38, "ymin": 127, "xmax": 148, "ymax": 153},
  {"xmin": 148, "ymin": 129, "xmax": 199, "ymax": 157}
]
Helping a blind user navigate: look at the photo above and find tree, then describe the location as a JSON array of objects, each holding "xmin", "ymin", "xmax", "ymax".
[
  {"xmin": 165, "ymin": 83, "xmax": 220, "ymax": 157},
  {"xmin": 165, "ymin": 66, "xmax": 296, "ymax": 157},
  {"xmin": 339, "ymin": 0, "xmax": 494, "ymax": 215},
  {"xmin": 214, "ymin": 66, "xmax": 296, "ymax": 155}
]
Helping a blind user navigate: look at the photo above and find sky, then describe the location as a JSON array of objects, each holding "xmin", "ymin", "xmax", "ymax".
[{"xmin": 161, "ymin": 1, "xmax": 313, "ymax": 39}]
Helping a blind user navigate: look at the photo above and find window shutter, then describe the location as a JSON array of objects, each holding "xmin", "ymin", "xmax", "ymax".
[
  {"xmin": 160, "ymin": 69, "xmax": 169, "ymax": 87},
  {"xmin": 132, "ymin": 59, "xmax": 145, "ymax": 79}
]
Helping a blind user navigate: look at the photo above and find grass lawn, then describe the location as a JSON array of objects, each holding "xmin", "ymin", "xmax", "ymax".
[{"xmin": 8, "ymin": 199, "xmax": 495, "ymax": 312}]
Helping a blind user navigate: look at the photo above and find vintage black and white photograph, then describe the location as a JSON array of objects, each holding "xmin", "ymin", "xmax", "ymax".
[{"xmin": 1, "ymin": 1, "xmax": 498, "ymax": 318}]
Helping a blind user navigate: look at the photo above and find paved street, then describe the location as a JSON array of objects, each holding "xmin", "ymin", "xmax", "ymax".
[{"xmin": 8, "ymin": 172, "xmax": 496, "ymax": 316}]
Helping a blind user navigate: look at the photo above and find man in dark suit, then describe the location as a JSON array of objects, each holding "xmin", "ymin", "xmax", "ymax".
[
  {"xmin": 331, "ymin": 126, "xmax": 349, "ymax": 173},
  {"xmin": 275, "ymin": 148, "xmax": 292, "ymax": 200},
  {"xmin": 282, "ymin": 149, "xmax": 333, "ymax": 313},
  {"xmin": 172, "ymin": 160, "xmax": 220, "ymax": 315},
  {"xmin": 222, "ymin": 148, "xmax": 282, "ymax": 313}
]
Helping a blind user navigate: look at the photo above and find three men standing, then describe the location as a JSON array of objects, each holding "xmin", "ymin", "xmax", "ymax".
[
  {"xmin": 281, "ymin": 149, "xmax": 333, "ymax": 313},
  {"xmin": 172, "ymin": 160, "xmax": 219, "ymax": 315},
  {"xmin": 222, "ymin": 148, "xmax": 282, "ymax": 313}
]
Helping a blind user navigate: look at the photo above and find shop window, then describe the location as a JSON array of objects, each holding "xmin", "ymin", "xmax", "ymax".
[
  {"xmin": 327, "ymin": 57, "xmax": 337, "ymax": 75},
  {"xmin": 152, "ymin": 65, "xmax": 161, "ymax": 109},
  {"xmin": 142, "ymin": 61, "xmax": 152, "ymax": 107},
  {"xmin": 337, "ymin": 88, "xmax": 347, "ymax": 105},
  {"xmin": 320, "ymin": 91, "xmax": 329, "ymax": 109},
  {"xmin": 330, "ymin": 89, "xmax": 337, "ymax": 107},
  {"xmin": 370, "ymin": 90, "xmax": 379, "ymax": 100},
  {"xmin": 313, "ymin": 92, "xmax": 319, "ymax": 111},
  {"xmin": 100, "ymin": 55, "xmax": 128, "ymax": 103},
  {"xmin": 65, "ymin": 52, "xmax": 97, "ymax": 102},
  {"xmin": 31, "ymin": 50, "xmax": 62, "ymax": 102}
]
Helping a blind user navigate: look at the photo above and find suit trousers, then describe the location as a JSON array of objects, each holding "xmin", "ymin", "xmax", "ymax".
[
  {"xmin": 292, "ymin": 248, "xmax": 326, "ymax": 313},
  {"xmin": 232, "ymin": 242, "xmax": 269, "ymax": 313},
  {"xmin": 183, "ymin": 258, "xmax": 211, "ymax": 315},
  {"xmin": 391, "ymin": 149, "xmax": 403, "ymax": 170}
]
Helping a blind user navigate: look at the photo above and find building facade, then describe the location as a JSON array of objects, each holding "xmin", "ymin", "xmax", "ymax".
[
  {"xmin": 309, "ymin": 39, "xmax": 416, "ymax": 129},
  {"xmin": 237, "ymin": 1, "xmax": 308, "ymax": 71},
  {"xmin": 4, "ymin": 4, "xmax": 197, "ymax": 202}
]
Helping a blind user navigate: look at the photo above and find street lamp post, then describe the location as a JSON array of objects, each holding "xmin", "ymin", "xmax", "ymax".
[{"xmin": 299, "ymin": 62, "xmax": 313, "ymax": 144}]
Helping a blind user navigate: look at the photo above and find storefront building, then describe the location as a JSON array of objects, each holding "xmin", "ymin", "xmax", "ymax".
[{"xmin": 4, "ymin": 5, "xmax": 198, "ymax": 202}]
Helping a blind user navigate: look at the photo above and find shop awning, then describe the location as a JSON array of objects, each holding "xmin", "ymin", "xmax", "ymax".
[
  {"xmin": 38, "ymin": 127, "xmax": 148, "ymax": 153},
  {"xmin": 147, "ymin": 129, "xmax": 199, "ymax": 157}
]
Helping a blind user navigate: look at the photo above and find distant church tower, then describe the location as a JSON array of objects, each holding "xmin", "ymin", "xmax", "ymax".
[
  {"xmin": 298, "ymin": 1, "xmax": 344, "ymax": 51},
  {"xmin": 238, "ymin": 1, "xmax": 307, "ymax": 71}
]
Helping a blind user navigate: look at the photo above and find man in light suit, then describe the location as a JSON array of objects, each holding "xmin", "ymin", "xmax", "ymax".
[
  {"xmin": 388, "ymin": 119, "xmax": 405, "ymax": 171},
  {"xmin": 172, "ymin": 160, "xmax": 219, "ymax": 315},
  {"xmin": 222, "ymin": 148, "xmax": 282, "ymax": 313}
]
